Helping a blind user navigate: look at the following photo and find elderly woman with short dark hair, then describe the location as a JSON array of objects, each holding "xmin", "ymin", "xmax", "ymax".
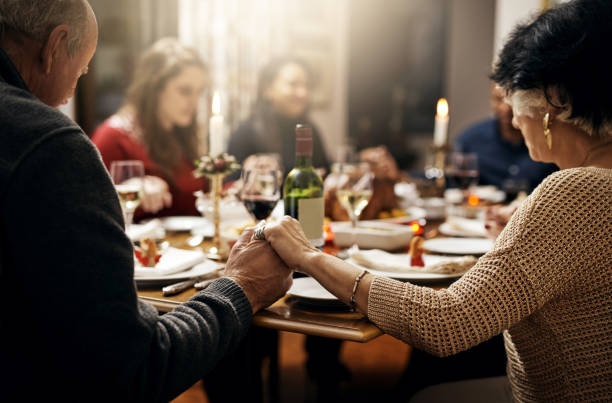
[{"xmin": 261, "ymin": 0, "xmax": 612, "ymax": 401}]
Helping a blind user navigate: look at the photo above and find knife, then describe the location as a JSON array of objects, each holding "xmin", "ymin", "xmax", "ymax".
[
  {"xmin": 161, "ymin": 270, "xmax": 223, "ymax": 296},
  {"xmin": 162, "ymin": 278, "xmax": 202, "ymax": 296}
]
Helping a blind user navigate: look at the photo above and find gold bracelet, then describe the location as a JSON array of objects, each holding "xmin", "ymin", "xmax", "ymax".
[{"xmin": 350, "ymin": 269, "xmax": 368, "ymax": 312}]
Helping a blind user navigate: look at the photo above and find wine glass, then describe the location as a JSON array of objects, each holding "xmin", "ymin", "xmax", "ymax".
[
  {"xmin": 446, "ymin": 152, "xmax": 479, "ymax": 192},
  {"xmin": 110, "ymin": 160, "xmax": 144, "ymax": 230},
  {"xmin": 334, "ymin": 162, "xmax": 374, "ymax": 250},
  {"xmin": 240, "ymin": 168, "xmax": 282, "ymax": 223}
]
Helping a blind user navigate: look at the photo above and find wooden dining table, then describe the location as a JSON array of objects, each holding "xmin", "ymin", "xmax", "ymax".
[{"xmin": 137, "ymin": 232, "xmax": 385, "ymax": 343}]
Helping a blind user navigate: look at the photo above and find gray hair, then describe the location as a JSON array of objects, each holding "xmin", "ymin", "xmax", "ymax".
[
  {"xmin": 0, "ymin": 0, "xmax": 89, "ymax": 56},
  {"xmin": 509, "ymin": 89, "xmax": 612, "ymax": 138}
]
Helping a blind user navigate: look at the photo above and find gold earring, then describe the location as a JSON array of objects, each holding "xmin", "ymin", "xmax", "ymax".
[{"xmin": 543, "ymin": 112, "xmax": 552, "ymax": 150}]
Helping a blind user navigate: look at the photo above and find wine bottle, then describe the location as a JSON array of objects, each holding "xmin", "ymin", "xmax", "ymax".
[{"xmin": 283, "ymin": 124, "xmax": 325, "ymax": 247}]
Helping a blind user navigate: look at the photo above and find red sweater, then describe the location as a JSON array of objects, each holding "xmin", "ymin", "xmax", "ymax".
[{"xmin": 91, "ymin": 115, "xmax": 206, "ymax": 218}]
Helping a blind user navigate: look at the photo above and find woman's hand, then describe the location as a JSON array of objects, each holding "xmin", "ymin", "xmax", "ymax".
[
  {"xmin": 141, "ymin": 176, "xmax": 172, "ymax": 214},
  {"xmin": 484, "ymin": 204, "xmax": 517, "ymax": 238},
  {"xmin": 263, "ymin": 216, "xmax": 320, "ymax": 274}
]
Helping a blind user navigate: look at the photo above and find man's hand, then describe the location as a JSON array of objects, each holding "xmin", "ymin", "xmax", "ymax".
[{"xmin": 224, "ymin": 228, "xmax": 293, "ymax": 313}]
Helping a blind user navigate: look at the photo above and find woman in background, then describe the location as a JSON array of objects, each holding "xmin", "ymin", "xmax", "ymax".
[
  {"xmin": 92, "ymin": 38, "xmax": 208, "ymax": 218},
  {"xmin": 228, "ymin": 56, "xmax": 329, "ymax": 174}
]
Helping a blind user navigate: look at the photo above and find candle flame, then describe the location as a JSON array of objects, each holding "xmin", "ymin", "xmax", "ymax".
[
  {"xmin": 437, "ymin": 98, "xmax": 449, "ymax": 117},
  {"xmin": 212, "ymin": 92, "xmax": 221, "ymax": 115}
]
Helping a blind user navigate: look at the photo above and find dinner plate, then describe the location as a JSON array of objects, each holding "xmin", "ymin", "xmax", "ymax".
[
  {"xmin": 347, "ymin": 254, "xmax": 467, "ymax": 282},
  {"xmin": 423, "ymin": 237, "xmax": 494, "ymax": 255},
  {"xmin": 287, "ymin": 277, "xmax": 349, "ymax": 309},
  {"xmin": 159, "ymin": 216, "xmax": 209, "ymax": 232},
  {"xmin": 135, "ymin": 260, "xmax": 223, "ymax": 287}
]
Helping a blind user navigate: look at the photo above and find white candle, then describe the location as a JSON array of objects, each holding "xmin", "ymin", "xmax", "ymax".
[
  {"xmin": 433, "ymin": 98, "xmax": 449, "ymax": 147},
  {"xmin": 209, "ymin": 92, "xmax": 224, "ymax": 157}
]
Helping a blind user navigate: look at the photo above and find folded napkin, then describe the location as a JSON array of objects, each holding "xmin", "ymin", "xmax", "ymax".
[
  {"xmin": 349, "ymin": 249, "xmax": 477, "ymax": 274},
  {"xmin": 134, "ymin": 247, "xmax": 206, "ymax": 277},
  {"xmin": 127, "ymin": 219, "xmax": 165, "ymax": 242},
  {"xmin": 445, "ymin": 216, "xmax": 487, "ymax": 237}
]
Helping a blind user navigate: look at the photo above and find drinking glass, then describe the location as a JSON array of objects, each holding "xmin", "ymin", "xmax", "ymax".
[
  {"xmin": 334, "ymin": 162, "xmax": 374, "ymax": 250},
  {"xmin": 110, "ymin": 160, "xmax": 144, "ymax": 230},
  {"xmin": 240, "ymin": 168, "xmax": 282, "ymax": 222},
  {"xmin": 446, "ymin": 152, "xmax": 479, "ymax": 192}
]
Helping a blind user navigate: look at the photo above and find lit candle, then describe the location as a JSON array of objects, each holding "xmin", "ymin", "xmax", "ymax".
[
  {"xmin": 209, "ymin": 92, "xmax": 224, "ymax": 157},
  {"xmin": 433, "ymin": 98, "xmax": 449, "ymax": 147}
]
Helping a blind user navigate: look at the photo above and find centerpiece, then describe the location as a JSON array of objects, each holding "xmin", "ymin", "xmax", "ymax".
[{"xmin": 193, "ymin": 152, "xmax": 240, "ymax": 260}]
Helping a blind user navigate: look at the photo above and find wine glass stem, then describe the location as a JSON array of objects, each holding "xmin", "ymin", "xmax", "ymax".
[
  {"xmin": 350, "ymin": 214, "xmax": 358, "ymax": 250},
  {"xmin": 124, "ymin": 209, "xmax": 135, "ymax": 231}
]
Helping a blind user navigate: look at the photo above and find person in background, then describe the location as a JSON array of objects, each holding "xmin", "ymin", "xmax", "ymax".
[
  {"xmin": 229, "ymin": 56, "xmax": 344, "ymax": 401},
  {"xmin": 0, "ymin": 1, "xmax": 293, "ymax": 401},
  {"xmin": 228, "ymin": 56, "xmax": 329, "ymax": 175},
  {"xmin": 455, "ymin": 84, "xmax": 557, "ymax": 194},
  {"xmin": 92, "ymin": 38, "xmax": 208, "ymax": 218},
  {"xmin": 261, "ymin": 0, "xmax": 612, "ymax": 401}
]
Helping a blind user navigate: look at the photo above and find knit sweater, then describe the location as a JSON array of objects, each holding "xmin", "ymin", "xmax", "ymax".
[
  {"xmin": 0, "ymin": 48, "xmax": 252, "ymax": 402},
  {"xmin": 368, "ymin": 167, "xmax": 612, "ymax": 402}
]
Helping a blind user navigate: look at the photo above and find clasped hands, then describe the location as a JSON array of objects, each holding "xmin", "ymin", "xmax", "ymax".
[{"xmin": 223, "ymin": 217, "xmax": 320, "ymax": 313}]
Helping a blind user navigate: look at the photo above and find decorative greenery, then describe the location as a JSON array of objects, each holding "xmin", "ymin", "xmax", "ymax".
[{"xmin": 193, "ymin": 152, "xmax": 241, "ymax": 177}]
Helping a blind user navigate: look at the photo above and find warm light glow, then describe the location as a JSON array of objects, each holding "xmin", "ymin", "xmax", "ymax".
[
  {"xmin": 467, "ymin": 194, "xmax": 480, "ymax": 206},
  {"xmin": 411, "ymin": 223, "xmax": 424, "ymax": 235},
  {"xmin": 212, "ymin": 92, "xmax": 221, "ymax": 115},
  {"xmin": 436, "ymin": 98, "xmax": 449, "ymax": 117}
]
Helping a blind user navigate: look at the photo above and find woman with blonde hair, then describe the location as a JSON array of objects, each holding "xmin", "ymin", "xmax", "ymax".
[
  {"xmin": 260, "ymin": 0, "xmax": 612, "ymax": 401},
  {"xmin": 92, "ymin": 37, "xmax": 208, "ymax": 218}
]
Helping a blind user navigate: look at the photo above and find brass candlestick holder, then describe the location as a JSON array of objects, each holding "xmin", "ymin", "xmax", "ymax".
[
  {"xmin": 426, "ymin": 143, "xmax": 449, "ymax": 194},
  {"xmin": 206, "ymin": 173, "xmax": 226, "ymax": 260},
  {"xmin": 193, "ymin": 153, "xmax": 240, "ymax": 261}
]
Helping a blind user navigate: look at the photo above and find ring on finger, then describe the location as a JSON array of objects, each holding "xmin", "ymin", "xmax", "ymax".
[{"xmin": 254, "ymin": 223, "xmax": 266, "ymax": 241}]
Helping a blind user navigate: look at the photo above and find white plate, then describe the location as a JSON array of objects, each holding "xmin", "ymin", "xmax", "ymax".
[
  {"xmin": 287, "ymin": 277, "xmax": 337, "ymax": 301},
  {"xmin": 347, "ymin": 254, "xmax": 466, "ymax": 282},
  {"xmin": 159, "ymin": 216, "xmax": 209, "ymax": 232},
  {"xmin": 423, "ymin": 237, "xmax": 494, "ymax": 255},
  {"xmin": 135, "ymin": 260, "xmax": 223, "ymax": 286}
]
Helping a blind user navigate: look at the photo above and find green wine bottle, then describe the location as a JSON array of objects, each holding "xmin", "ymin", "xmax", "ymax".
[{"xmin": 283, "ymin": 124, "xmax": 324, "ymax": 247}]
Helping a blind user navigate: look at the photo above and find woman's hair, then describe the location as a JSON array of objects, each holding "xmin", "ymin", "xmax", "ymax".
[
  {"xmin": 254, "ymin": 55, "xmax": 314, "ymax": 108},
  {"xmin": 250, "ymin": 56, "xmax": 314, "ymax": 145},
  {"xmin": 490, "ymin": 0, "xmax": 612, "ymax": 137},
  {"xmin": 125, "ymin": 38, "xmax": 207, "ymax": 180}
]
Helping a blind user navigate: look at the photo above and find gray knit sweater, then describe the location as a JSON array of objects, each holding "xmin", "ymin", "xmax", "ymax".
[{"xmin": 0, "ymin": 48, "xmax": 252, "ymax": 402}]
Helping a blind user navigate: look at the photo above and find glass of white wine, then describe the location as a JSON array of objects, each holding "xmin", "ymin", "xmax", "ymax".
[
  {"xmin": 110, "ymin": 160, "xmax": 144, "ymax": 230},
  {"xmin": 335, "ymin": 162, "xmax": 374, "ymax": 250}
]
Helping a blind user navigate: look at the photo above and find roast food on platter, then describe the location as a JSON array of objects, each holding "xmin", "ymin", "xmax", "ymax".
[{"xmin": 324, "ymin": 146, "xmax": 400, "ymax": 221}]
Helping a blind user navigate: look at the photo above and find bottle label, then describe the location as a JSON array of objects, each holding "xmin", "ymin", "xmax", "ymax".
[{"xmin": 298, "ymin": 197, "xmax": 324, "ymax": 241}]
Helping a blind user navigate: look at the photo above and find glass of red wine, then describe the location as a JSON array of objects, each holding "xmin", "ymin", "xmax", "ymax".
[
  {"xmin": 240, "ymin": 168, "xmax": 281, "ymax": 222},
  {"xmin": 446, "ymin": 152, "xmax": 479, "ymax": 191}
]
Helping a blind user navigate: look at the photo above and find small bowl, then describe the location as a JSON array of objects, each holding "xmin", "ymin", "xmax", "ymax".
[{"xmin": 331, "ymin": 221, "xmax": 413, "ymax": 251}]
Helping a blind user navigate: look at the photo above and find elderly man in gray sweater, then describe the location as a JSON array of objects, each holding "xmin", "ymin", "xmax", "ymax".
[{"xmin": 0, "ymin": 1, "xmax": 292, "ymax": 401}]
